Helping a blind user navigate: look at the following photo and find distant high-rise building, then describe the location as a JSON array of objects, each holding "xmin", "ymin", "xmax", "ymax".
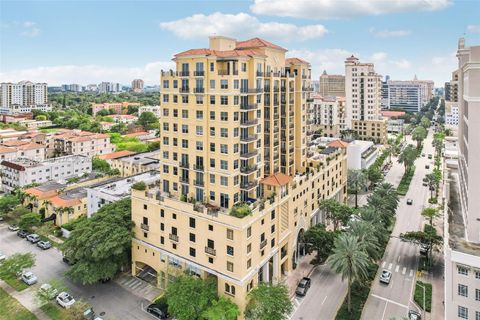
[
  {"xmin": 0, "ymin": 81, "xmax": 50, "ymax": 114},
  {"xmin": 98, "ymin": 82, "xmax": 121, "ymax": 93},
  {"xmin": 384, "ymin": 79, "xmax": 434, "ymax": 112},
  {"xmin": 85, "ymin": 84, "xmax": 98, "ymax": 92},
  {"xmin": 131, "ymin": 79, "xmax": 144, "ymax": 93},
  {"xmin": 344, "ymin": 56, "xmax": 387, "ymax": 143},
  {"xmin": 319, "ymin": 71, "xmax": 345, "ymax": 97},
  {"xmin": 61, "ymin": 84, "xmax": 82, "ymax": 92}
]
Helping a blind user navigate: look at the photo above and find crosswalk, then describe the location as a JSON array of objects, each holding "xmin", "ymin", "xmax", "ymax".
[{"xmin": 381, "ymin": 261, "xmax": 415, "ymax": 278}]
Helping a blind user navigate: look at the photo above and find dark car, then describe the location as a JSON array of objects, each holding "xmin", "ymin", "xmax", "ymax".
[
  {"xmin": 406, "ymin": 199, "xmax": 413, "ymax": 205},
  {"xmin": 17, "ymin": 230, "xmax": 29, "ymax": 238},
  {"xmin": 62, "ymin": 256, "xmax": 75, "ymax": 265},
  {"xmin": 425, "ymin": 165, "xmax": 430, "ymax": 169},
  {"xmin": 146, "ymin": 303, "xmax": 170, "ymax": 319},
  {"xmin": 295, "ymin": 277, "xmax": 311, "ymax": 296}
]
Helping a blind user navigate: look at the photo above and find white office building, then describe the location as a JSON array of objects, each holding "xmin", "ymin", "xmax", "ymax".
[
  {"xmin": 346, "ymin": 140, "xmax": 378, "ymax": 170},
  {"xmin": 383, "ymin": 79, "xmax": 434, "ymax": 112}
]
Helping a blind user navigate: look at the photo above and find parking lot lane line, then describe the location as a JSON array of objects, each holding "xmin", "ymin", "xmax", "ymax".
[
  {"xmin": 382, "ymin": 261, "xmax": 386, "ymax": 268},
  {"xmin": 388, "ymin": 263, "xmax": 393, "ymax": 270},
  {"xmin": 395, "ymin": 265, "xmax": 400, "ymax": 273},
  {"xmin": 402, "ymin": 267, "xmax": 406, "ymax": 275},
  {"xmin": 409, "ymin": 270, "xmax": 414, "ymax": 277}
]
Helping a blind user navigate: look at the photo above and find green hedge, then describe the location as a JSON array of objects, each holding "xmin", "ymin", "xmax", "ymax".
[
  {"xmin": 397, "ymin": 166, "xmax": 416, "ymax": 195},
  {"xmin": 414, "ymin": 281, "xmax": 432, "ymax": 312}
]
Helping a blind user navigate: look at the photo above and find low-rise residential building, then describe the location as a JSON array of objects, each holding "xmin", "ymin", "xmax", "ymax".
[
  {"xmin": 346, "ymin": 140, "xmax": 379, "ymax": 170},
  {"xmin": 381, "ymin": 111, "xmax": 406, "ymax": 134},
  {"xmin": 352, "ymin": 119, "xmax": 388, "ymax": 144},
  {"xmin": 310, "ymin": 95, "xmax": 346, "ymax": 137},
  {"xmin": 87, "ymin": 171, "xmax": 159, "ymax": 217},
  {"xmin": 110, "ymin": 114, "xmax": 138, "ymax": 124},
  {"xmin": 17, "ymin": 119, "xmax": 53, "ymax": 130},
  {"xmin": 91, "ymin": 102, "xmax": 141, "ymax": 116},
  {"xmin": 0, "ymin": 155, "xmax": 91, "ymax": 193},
  {"xmin": 98, "ymin": 150, "xmax": 137, "ymax": 164},
  {"xmin": 110, "ymin": 150, "xmax": 159, "ymax": 176},
  {"xmin": 51, "ymin": 130, "xmax": 114, "ymax": 158},
  {"xmin": 138, "ymin": 105, "xmax": 161, "ymax": 118},
  {"xmin": 0, "ymin": 140, "xmax": 45, "ymax": 161},
  {"xmin": 100, "ymin": 121, "xmax": 115, "ymax": 131}
]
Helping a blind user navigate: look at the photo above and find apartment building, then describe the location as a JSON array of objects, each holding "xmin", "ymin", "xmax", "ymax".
[
  {"xmin": 444, "ymin": 38, "xmax": 480, "ymax": 320},
  {"xmin": 0, "ymin": 81, "xmax": 50, "ymax": 114},
  {"xmin": 344, "ymin": 56, "xmax": 388, "ymax": 144},
  {"xmin": 110, "ymin": 150, "xmax": 160, "ymax": 177},
  {"xmin": 384, "ymin": 80, "xmax": 430, "ymax": 112},
  {"xmin": 131, "ymin": 36, "xmax": 347, "ymax": 314},
  {"xmin": 0, "ymin": 155, "xmax": 91, "ymax": 192},
  {"xmin": 50, "ymin": 130, "xmax": 114, "ymax": 158},
  {"xmin": 91, "ymin": 102, "xmax": 141, "ymax": 116},
  {"xmin": 132, "ymin": 79, "xmax": 144, "ymax": 93},
  {"xmin": 310, "ymin": 95, "xmax": 346, "ymax": 137},
  {"xmin": 139, "ymin": 105, "xmax": 161, "ymax": 118},
  {"xmin": 319, "ymin": 71, "xmax": 345, "ymax": 97},
  {"xmin": 445, "ymin": 102, "xmax": 459, "ymax": 127},
  {"xmin": 0, "ymin": 140, "xmax": 45, "ymax": 161}
]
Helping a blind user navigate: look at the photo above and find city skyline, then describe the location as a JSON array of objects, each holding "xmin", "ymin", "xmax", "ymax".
[{"xmin": 1, "ymin": 0, "xmax": 479, "ymax": 86}]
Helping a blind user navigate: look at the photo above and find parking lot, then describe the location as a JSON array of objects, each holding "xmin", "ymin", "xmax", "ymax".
[{"xmin": 0, "ymin": 222, "xmax": 153, "ymax": 320}]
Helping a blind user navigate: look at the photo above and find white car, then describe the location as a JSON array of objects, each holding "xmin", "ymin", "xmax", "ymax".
[
  {"xmin": 379, "ymin": 269, "xmax": 392, "ymax": 284},
  {"xmin": 39, "ymin": 283, "xmax": 58, "ymax": 300},
  {"xmin": 0, "ymin": 251, "xmax": 6, "ymax": 262},
  {"xmin": 8, "ymin": 224, "xmax": 19, "ymax": 231},
  {"xmin": 56, "ymin": 291, "xmax": 75, "ymax": 309},
  {"xmin": 26, "ymin": 234, "xmax": 41, "ymax": 243},
  {"xmin": 21, "ymin": 271, "xmax": 38, "ymax": 285}
]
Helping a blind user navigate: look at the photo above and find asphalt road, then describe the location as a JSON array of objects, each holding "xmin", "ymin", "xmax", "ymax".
[
  {"xmin": 361, "ymin": 131, "xmax": 436, "ymax": 320},
  {"xmin": 0, "ymin": 224, "xmax": 153, "ymax": 320}
]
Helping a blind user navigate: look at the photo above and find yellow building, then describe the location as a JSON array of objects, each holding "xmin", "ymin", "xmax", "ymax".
[
  {"xmin": 131, "ymin": 36, "xmax": 347, "ymax": 314},
  {"xmin": 352, "ymin": 119, "xmax": 388, "ymax": 144},
  {"xmin": 109, "ymin": 151, "xmax": 160, "ymax": 177}
]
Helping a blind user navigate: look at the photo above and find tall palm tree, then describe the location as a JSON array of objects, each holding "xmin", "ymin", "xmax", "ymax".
[
  {"xmin": 421, "ymin": 207, "xmax": 439, "ymax": 226},
  {"xmin": 348, "ymin": 169, "xmax": 367, "ymax": 208},
  {"xmin": 412, "ymin": 126, "xmax": 428, "ymax": 150},
  {"xmin": 348, "ymin": 220, "xmax": 382, "ymax": 261},
  {"xmin": 327, "ymin": 234, "xmax": 371, "ymax": 313},
  {"xmin": 397, "ymin": 145, "xmax": 417, "ymax": 173}
]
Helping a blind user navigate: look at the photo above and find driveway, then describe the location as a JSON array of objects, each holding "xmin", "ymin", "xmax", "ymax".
[{"xmin": 0, "ymin": 224, "xmax": 153, "ymax": 320}]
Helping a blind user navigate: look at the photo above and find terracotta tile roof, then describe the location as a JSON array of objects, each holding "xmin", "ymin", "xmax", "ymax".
[
  {"xmin": 17, "ymin": 143, "xmax": 44, "ymax": 150},
  {"xmin": 381, "ymin": 111, "xmax": 406, "ymax": 118},
  {"xmin": 1, "ymin": 140, "xmax": 30, "ymax": 147},
  {"xmin": 285, "ymin": 57, "xmax": 310, "ymax": 65},
  {"xmin": 98, "ymin": 150, "xmax": 136, "ymax": 160},
  {"xmin": 0, "ymin": 146, "xmax": 15, "ymax": 154},
  {"xmin": 49, "ymin": 196, "xmax": 81, "ymax": 208},
  {"xmin": 175, "ymin": 48, "xmax": 265, "ymax": 58},
  {"xmin": 236, "ymin": 38, "xmax": 286, "ymax": 51},
  {"xmin": 24, "ymin": 188, "xmax": 58, "ymax": 200},
  {"xmin": 327, "ymin": 140, "xmax": 349, "ymax": 149},
  {"xmin": 260, "ymin": 173, "xmax": 292, "ymax": 187}
]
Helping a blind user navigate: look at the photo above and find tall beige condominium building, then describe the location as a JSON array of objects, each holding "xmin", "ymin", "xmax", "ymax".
[
  {"xmin": 0, "ymin": 81, "xmax": 50, "ymax": 114},
  {"xmin": 319, "ymin": 70, "xmax": 345, "ymax": 97},
  {"xmin": 132, "ymin": 79, "xmax": 144, "ymax": 93},
  {"xmin": 345, "ymin": 56, "xmax": 387, "ymax": 144},
  {"xmin": 131, "ymin": 36, "xmax": 347, "ymax": 314},
  {"xmin": 444, "ymin": 38, "xmax": 480, "ymax": 320}
]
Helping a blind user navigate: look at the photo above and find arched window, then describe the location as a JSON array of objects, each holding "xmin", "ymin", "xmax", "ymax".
[
  {"xmin": 225, "ymin": 283, "xmax": 230, "ymax": 293},
  {"xmin": 231, "ymin": 285, "xmax": 236, "ymax": 295}
]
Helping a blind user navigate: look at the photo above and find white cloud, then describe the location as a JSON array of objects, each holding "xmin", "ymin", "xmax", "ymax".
[
  {"xmin": 251, "ymin": 0, "xmax": 450, "ymax": 19},
  {"xmin": 369, "ymin": 52, "xmax": 388, "ymax": 62},
  {"xmin": 391, "ymin": 59, "xmax": 411, "ymax": 69},
  {"xmin": 20, "ymin": 27, "xmax": 40, "ymax": 37},
  {"xmin": 369, "ymin": 27, "xmax": 411, "ymax": 38},
  {"xmin": 160, "ymin": 12, "xmax": 327, "ymax": 41},
  {"xmin": 0, "ymin": 61, "xmax": 175, "ymax": 86},
  {"xmin": 467, "ymin": 25, "xmax": 480, "ymax": 33}
]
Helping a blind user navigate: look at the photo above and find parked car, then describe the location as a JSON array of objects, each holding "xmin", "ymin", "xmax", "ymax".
[
  {"xmin": 37, "ymin": 241, "xmax": 52, "ymax": 250},
  {"xmin": 39, "ymin": 283, "xmax": 58, "ymax": 300},
  {"xmin": 21, "ymin": 271, "xmax": 38, "ymax": 285},
  {"xmin": 425, "ymin": 165, "xmax": 430, "ymax": 169},
  {"xmin": 0, "ymin": 216, "xmax": 4, "ymax": 222},
  {"xmin": 379, "ymin": 270, "xmax": 392, "ymax": 284},
  {"xmin": 295, "ymin": 277, "xmax": 312, "ymax": 296},
  {"xmin": 422, "ymin": 182, "xmax": 428, "ymax": 187},
  {"xmin": 408, "ymin": 310, "xmax": 421, "ymax": 320},
  {"xmin": 421, "ymin": 153, "xmax": 425, "ymax": 157},
  {"xmin": 26, "ymin": 234, "xmax": 41, "ymax": 243},
  {"xmin": 146, "ymin": 303, "xmax": 170, "ymax": 319},
  {"xmin": 83, "ymin": 307, "xmax": 104, "ymax": 320},
  {"xmin": 0, "ymin": 251, "xmax": 6, "ymax": 262},
  {"xmin": 428, "ymin": 154, "xmax": 432, "ymax": 159},
  {"xmin": 17, "ymin": 230, "xmax": 29, "ymax": 238},
  {"xmin": 429, "ymin": 186, "xmax": 435, "ymax": 191},
  {"xmin": 56, "ymin": 292, "xmax": 75, "ymax": 309},
  {"xmin": 406, "ymin": 199, "xmax": 413, "ymax": 205},
  {"xmin": 420, "ymin": 243, "xmax": 430, "ymax": 255},
  {"xmin": 8, "ymin": 224, "xmax": 19, "ymax": 231},
  {"xmin": 62, "ymin": 256, "xmax": 75, "ymax": 265}
]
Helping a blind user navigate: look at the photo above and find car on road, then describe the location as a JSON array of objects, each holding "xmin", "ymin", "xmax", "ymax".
[
  {"xmin": 146, "ymin": 303, "xmax": 170, "ymax": 319},
  {"xmin": 39, "ymin": 283, "xmax": 58, "ymax": 299},
  {"xmin": 37, "ymin": 240, "xmax": 52, "ymax": 250},
  {"xmin": 83, "ymin": 307, "xmax": 104, "ymax": 320},
  {"xmin": 17, "ymin": 230, "xmax": 29, "ymax": 238},
  {"xmin": 0, "ymin": 251, "xmax": 6, "ymax": 262},
  {"xmin": 425, "ymin": 164, "xmax": 430, "ymax": 169},
  {"xmin": 408, "ymin": 310, "xmax": 421, "ymax": 320},
  {"xmin": 26, "ymin": 233, "xmax": 41, "ymax": 243},
  {"xmin": 295, "ymin": 277, "xmax": 312, "ymax": 296},
  {"xmin": 56, "ymin": 291, "xmax": 75, "ymax": 309},
  {"xmin": 21, "ymin": 271, "xmax": 38, "ymax": 285},
  {"xmin": 422, "ymin": 182, "xmax": 428, "ymax": 187},
  {"xmin": 379, "ymin": 270, "xmax": 392, "ymax": 284},
  {"xmin": 406, "ymin": 199, "xmax": 413, "ymax": 205},
  {"xmin": 428, "ymin": 154, "xmax": 432, "ymax": 159},
  {"xmin": 420, "ymin": 243, "xmax": 430, "ymax": 255},
  {"xmin": 421, "ymin": 153, "xmax": 425, "ymax": 157},
  {"xmin": 8, "ymin": 224, "xmax": 19, "ymax": 231}
]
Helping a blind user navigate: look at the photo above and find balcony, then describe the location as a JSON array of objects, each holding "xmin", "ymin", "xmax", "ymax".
[
  {"xmin": 180, "ymin": 87, "xmax": 190, "ymax": 93},
  {"xmin": 194, "ymin": 87, "xmax": 205, "ymax": 94},
  {"xmin": 169, "ymin": 234, "xmax": 179, "ymax": 242},
  {"xmin": 256, "ymin": 71, "xmax": 264, "ymax": 77},
  {"xmin": 218, "ymin": 70, "xmax": 229, "ymax": 76},
  {"xmin": 193, "ymin": 164, "xmax": 204, "ymax": 171},
  {"xmin": 179, "ymin": 71, "xmax": 190, "ymax": 77},
  {"xmin": 193, "ymin": 71, "xmax": 205, "ymax": 77},
  {"xmin": 240, "ymin": 149, "xmax": 258, "ymax": 159},
  {"xmin": 248, "ymin": 88, "xmax": 263, "ymax": 94},
  {"xmin": 240, "ymin": 103, "xmax": 258, "ymax": 111},
  {"xmin": 240, "ymin": 165, "xmax": 258, "ymax": 175},
  {"xmin": 179, "ymin": 176, "xmax": 189, "ymax": 184},
  {"xmin": 302, "ymin": 75, "xmax": 308, "ymax": 79},
  {"xmin": 194, "ymin": 180, "xmax": 204, "ymax": 187},
  {"xmin": 240, "ymin": 118, "xmax": 258, "ymax": 127},
  {"xmin": 240, "ymin": 134, "xmax": 258, "ymax": 143},
  {"xmin": 140, "ymin": 223, "xmax": 149, "ymax": 231},
  {"xmin": 240, "ymin": 180, "xmax": 258, "ymax": 190},
  {"xmin": 260, "ymin": 239, "xmax": 268, "ymax": 250},
  {"xmin": 205, "ymin": 246, "xmax": 216, "ymax": 256},
  {"xmin": 179, "ymin": 161, "xmax": 189, "ymax": 168}
]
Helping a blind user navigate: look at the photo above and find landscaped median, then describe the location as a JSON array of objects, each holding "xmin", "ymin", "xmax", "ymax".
[
  {"xmin": 0, "ymin": 287, "xmax": 37, "ymax": 320},
  {"xmin": 414, "ymin": 280, "xmax": 432, "ymax": 312},
  {"xmin": 397, "ymin": 166, "xmax": 416, "ymax": 196}
]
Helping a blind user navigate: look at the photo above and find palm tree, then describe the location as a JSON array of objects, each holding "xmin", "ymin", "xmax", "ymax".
[
  {"xmin": 412, "ymin": 126, "xmax": 428, "ymax": 149},
  {"xmin": 327, "ymin": 233, "xmax": 371, "ymax": 313},
  {"xmin": 398, "ymin": 145, "xmax": 417, "ymax": 173},
  {"xmin": 421, "ymin": 207, "xmax": 439, "ymax": 226},
  {"xmin": 348, "ymin": 220, "xmax": 382, "ymax": 261},
  {"xmin": 348, "ymin": 169, "xmax": 367, "ymax": 208}
]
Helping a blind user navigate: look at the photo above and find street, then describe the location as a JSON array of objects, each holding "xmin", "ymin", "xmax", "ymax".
[
  {"xmin": 361, "ymin": 131, "xmax": 438, "ymax": 320},
  {"xmin": 0, "ymin": 224, "xmax": 153, "ymax": 320}
]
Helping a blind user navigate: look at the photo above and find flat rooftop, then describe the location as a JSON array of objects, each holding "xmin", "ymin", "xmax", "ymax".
[
  {"xmin": 115, "ymin": 150, "xmax": 160, "ymax": 165},
  {"xmin": 90, "ymin": 170, "xmax": 159, "ymax": 198}
]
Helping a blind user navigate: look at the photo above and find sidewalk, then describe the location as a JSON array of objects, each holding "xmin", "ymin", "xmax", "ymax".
[
  {"xmin": 0, "ymin": 280, "xmax": 50, "ymax": 320},
  {"xmin": 284, "ymin": 253, "xmax": 316, "ymax": 298}
]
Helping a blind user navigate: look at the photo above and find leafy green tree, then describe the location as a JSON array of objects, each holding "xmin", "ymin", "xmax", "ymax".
[
  {"xmin": 421, "ymin": 207, "xmax": 440, "ymax": 226},
  {"xmin": 398, "ymin": 144, "xmax": 417, "ymax": 173},
  {"xmin": 400, "ymin": 225, "xmax": 442, "ymax": 262},
  {"xmin": 348, "ymin": 169, "xmax": 367, "ymax": 208},
  {"xmin": 0, "ymin": 195, "xmax": 21, "ymax": 218},
  {"xmin": 420, "ymin": 116, "xmax": 431, "ymax": 129},
  {"xmin": 96, "ymin": 109, "xmax": 113, "ymax": 117},
  {"xmin": 65, "ymin": 300, "xmax": 91, "ymax": 320},
  {"xmin": 319, "ymin": 199, "xmax": 340, "ymax": 229},
  {"xmin": 366, "ymin": 165, "xmax": 384, "ymax": 187},
  {"xmin": 166, "ymin": 275, "xmax": 217, "ymax": 320},
  {"xmin": 367, "ymin": 183, "xmax": 399, "ymax": 228},
  {"xmin": 412, "ymin": 126, "xmax": 428, "ymax": 149},
  {"xmin": 18, "ymin": 212, "xmax": 41, "ymax": 230},
  {"xmin": 147, "ymin": 141, "xmax": 160, "ymax": 151},
  {"xmin": 304, "ymin": 224, "xmax": 338, "ymax": 263},
  {"xmin": 138, "ymin": 111, "xmax": 159, "ymax": 130},
  {"xmin": 0, "ymin": 253, "xmax": 35, "ymax": 279},
  {"xmin": 8, "ymin": 206, "xmax": 31, "ymax": 221},
  {"xmin": 92, "ymin": 156, "xmax": 111, "ymax": 173},
  {"xmin": 327, "ymin": 234, "xmax": 371, "ymax": 313},
  {"xmin": 62, "ymin": 198, "xmax": 133, "ymax": 284},
  {"xmin": 245, "ymin": 283, "xmax": 292, "ymax": 320},
  {"xmin": 202, "ymin": 296, "xmax": 240, "ymax": 320},
  {"xmin": 35, "ymin": 115, "xmax": 47, "ymax": 121},
  {"xmin": 110, "ymin": 123, "xmax": 128, "ymax": 134}
]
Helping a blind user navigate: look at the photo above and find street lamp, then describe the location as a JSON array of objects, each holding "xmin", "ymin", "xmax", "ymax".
[{"xmin": 416, "ymin": 282, "xmax": 426, "ymax": 320}]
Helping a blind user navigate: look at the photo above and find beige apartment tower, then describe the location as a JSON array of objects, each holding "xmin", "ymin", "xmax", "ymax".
[
  {"xmin": 131, "ymin": 36, "xmax": 347, "ymax": 315},
  {"xmin": 319, "ymin": 71, "xmax": 345, "ymax": 97}
]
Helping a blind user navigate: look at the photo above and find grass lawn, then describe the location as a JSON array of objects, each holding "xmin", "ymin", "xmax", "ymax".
[
  {"xmin": 0, "ymin": 287, "xmax": 37, "ymax": 320},
  {"xmin": 0, "ymin": 275, "xmax": 29, "ymax": 291},
  {"xmin": 414, "ymin": 281, "xmax": 432, "ymax": 312},
  {"xmin": 40, "ymin": 302, "xmax": 70, "ymax": 320},
  {"xmin": 397, "ymin": 166, "xmax": 416, "ymax": 195}
]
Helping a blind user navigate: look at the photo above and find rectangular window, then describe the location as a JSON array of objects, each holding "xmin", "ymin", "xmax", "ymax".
[
  {"xmin": 247, "ymin": 243, "xmax": 251, "ymax": 253},
  {"xmin": 247, "ymin": 259, "xmax": 251, "ymax": 269},
  {"xmin": 458, "ymin": 306, "xmax": 468, "ymax": 319},
  {"xmin": 220, "ymin": 128, "xmax": 228, "ymax": 138},
  {"xmin": 210, "ymin": 174, "xmax": 215, "ymax": 184},
  {"xmin": 220, "ymin": 160, "xmax": 228, "ymax": 170},
  {"xmin": 220, "ymin": 144, "xmax": 228, "ymax": 154},
  {"xmin": 210, "ymin": 80, "xmax": 215, "ymax": 89},
  {"xmin": 189, "ymin": 233, "xmax": 196, "ymax": 242},
  {"xmin": 226, "ymin": 229, "xmax": 234, "ymax": 240},
  {"xmin": 220, "ymin": 80, "xmax": 228, "ymax": 89},
  {"xmin": 221, "ymin": 176, "xmax": 228, "ymax": 186},
  {"xmin": 476, "ymin": 288, "xmax": 480, "ymax": 301},
  {"xmin": 189, "ymin": 247, "xmax": 196, "ymax": 257},
  {"xmin": 189, "ymin": 217, "xmax": 196, "ymax": 228},
  {"xmin": 220, "ymin": 112, "xmax": 228, "ymax": 121},
  {"xmin": 227, "ymin": 262, "xmax": 234, "ymax": 272},
  {"xmin": 196, "ymin": 141, "xmax": 203, "ymax": 151},
  {"xmin": 182, "ymin": 110, "xmax": 188, "ymax": 118},
  {"xmin": 196, "ymin": 126, "xmax": 203, "ymax": 136},
  {"xmin": 210, "ymin": 95, "xmax": 215, "ymax": 105},
  {"xmin": 247, "ymin": 227, "xmax": 252, "ymax": 238},
  {"xmin": 458, "ymin": 284, "xmax": 468, "ymax": 297},
  {"xmin": 221, "ymin": 96, "xmax": 228, "ymax": 105},
  {"xmin": 227, "ymin": 245, "xmax": 234, "ymax": 256},
  {"xmin": 196, "ymin": 110, "xmax": 203, "ymax": 119},
  {"xmin": 458, "ymin": 266, "xmax": 469, "ymax": 276}
]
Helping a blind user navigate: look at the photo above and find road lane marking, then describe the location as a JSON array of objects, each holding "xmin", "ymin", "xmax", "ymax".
[
  {"xmin": 388, "ymin": 263, "xmax": 393, "ymax": 270},
  {"xmin": 402, "ymin": 267, "xmax": 406, "ymax": 275},
  {"xmin": 382, "ymin": 261, "xmax": 386, "ymax": 268},
  {"xmin": 409, "ymin": 270, "xmax": 414, "ymax": 277},
  {"xmin": 395, "ymin": 265, "xmax": 400, "ymax": 273},
  {"xmin": 371, "ymin": 294, "xmax": 409, "ymax": 309},
  {"xmin": 397, "ymin": 256, "xmax": 401, "ymax": 263},
  {"xmin": 321, "ymin": 296, "xmax": 327, "ymax": 305}
]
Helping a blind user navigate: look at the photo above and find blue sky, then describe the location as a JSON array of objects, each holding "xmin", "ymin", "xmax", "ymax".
[{"xmin": 1, "ymin": 0, "xmax": 479, "ymax": 86}]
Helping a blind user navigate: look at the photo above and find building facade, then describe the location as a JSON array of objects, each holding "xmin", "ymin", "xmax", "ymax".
[
  {"xmin": 0, "ymin": 81, "xmax": 50, "ymax": 114},
  {"xmin": 445, "ymin": 102, "xmax": 459, "ymax": 127},
  {"xmin": 383, "ymin": 79, "xmax": 434, "ymax": 112},
  {"xmin": 51, "ymin": 130, "xmax": 114, "ymax": 158},
  {"xmin": 132, "ymin": 79, "xmax": 145, "ymax": 93},
  {"xmin": 110, "ymin": 150, "xmax": 160, "ymax": 177},
  {"xmin": 131, "ymin": 36, "xmax": 347, "ymax": 315},
  {"xmin": 319, "ymin": 71, "xmax": 345, "ymax": 97},
  {"xmin": 310, "ymin": 95, "xmax": 346, "ymax": 137},
  {"xmin": 139, "ymin": 105, "xmax": 161, "ymax": 118}
]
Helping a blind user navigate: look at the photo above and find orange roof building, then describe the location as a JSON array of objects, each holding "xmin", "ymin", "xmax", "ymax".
[{"xmin": 260, "ymin": 173, "xmax": 293, "ymax": 187}]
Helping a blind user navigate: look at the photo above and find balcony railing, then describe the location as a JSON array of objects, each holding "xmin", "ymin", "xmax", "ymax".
[
  {"xmin": 205, "ymin": 246, "xmax": 216, "ymax": 256},
  {"xmin": 169, "ymin": 234, "xmax": 179, "ymax": 242},
  {"xmin": 240, "ymin": 134, "xmax": 258, "ymax": 143},
  {"xmin": 193, "ymin": 71, "xmax": 205, "ymax": 77},
  {"xmin": 179, "ymin": 177, "xmax": 189, "ymax": 184},
  {"xmin": 256, "ymin": 71, "xmax": 264, "ymax": 77},
  {"xmin": 218, "ymin": 70, "xmax": 229, "ymax": 76},
  {"xmin": 140, "ymin": 223, "xmax": 149, "ymax": 231},
  {"xmin": 240, "ymin": 180, "xmax": 258, "ymax": 190},
  {"xmin": 240, "ymin": 103, "xmax": 258, "ymax": 111},
  {"xmin": 193, "ymin": 164, "xmax": 204, "ymax": 171},
  {"xmin": 180, "ymin": 87, "xmax": 190, "ymax": 93},
  {"xmin": 260, "ymin": 239, "xmax": 268, "ymax": 249},
  {"xmin": 179, "ymin": 71, "xmax": 190, "ymax": 77},
  {"xmin": 194, "ymin": 180, "xmax": 204, "ymax": 187},
  {"xmin": 240, "ymin": 118, "xmax": 258, "ymax": 127},
  {"xmin": 179, "ymin": 161, "xmax": 189, "ymax": 168},
  {"xmin": 240, "ymin": 165, "xmax": 258, "ymax": 174},
  {"xmin": 240, "ymin": 149, "xmax": 258, "ymax": 159},
  {"xmin": 194, "ymin": 87, "xmax": 205, "ymax": 93}
]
